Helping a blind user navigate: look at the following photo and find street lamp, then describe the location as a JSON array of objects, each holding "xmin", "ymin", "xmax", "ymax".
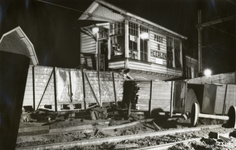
[
  {"xmin": 92, "ymin": 27, "xmax": 99, "ymax": 34},
  {"xmin": 204, "ymin": 69, "xmax": 212, "ymax": 76}
]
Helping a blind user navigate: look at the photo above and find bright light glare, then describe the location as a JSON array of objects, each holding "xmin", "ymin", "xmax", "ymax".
[
  {"xmin": 92, "ymin": 27, "xmax": 99, "ymax": 34},
  {"xmin": 140, "ymin": 32, "xmax": 149, "ymax": 39},
  {"xmin": 204, "ymin": 69, "xmax": 212, "ymax": 76}
]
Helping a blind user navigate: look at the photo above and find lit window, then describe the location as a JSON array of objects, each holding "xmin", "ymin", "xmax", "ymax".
[
  {"xmin": 129, "ymin": 22, "xmax": 138, "ymax": 59},
  {"xmin": 140, "ymin": 26, "xmax": 148, "ymax": 62}
]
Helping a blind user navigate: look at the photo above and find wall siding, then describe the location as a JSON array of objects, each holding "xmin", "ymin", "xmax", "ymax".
[{"xmin": 81, "ymin": 32, "xmax": 96, "ymax": 54}]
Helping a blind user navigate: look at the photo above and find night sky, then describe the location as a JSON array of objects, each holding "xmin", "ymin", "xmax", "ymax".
[{"xmin": 0, "ymin": 0, "xmax": 235, "ymax": 74}]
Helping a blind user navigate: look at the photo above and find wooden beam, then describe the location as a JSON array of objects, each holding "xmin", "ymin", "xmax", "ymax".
[{"xmin": 196, "ymin": 15, "xmax": 235, "ymax": 28}]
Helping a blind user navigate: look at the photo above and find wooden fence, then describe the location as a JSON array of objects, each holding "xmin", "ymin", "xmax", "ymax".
[{"xmin": 23, "ymin": 65, "xmax": 124, "ymax": 111}]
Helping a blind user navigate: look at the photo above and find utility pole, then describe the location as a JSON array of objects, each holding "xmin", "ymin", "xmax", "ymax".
[
  {"xmin": 197, "ymin": 10, "xmax": 202, "ymax": 75},
  {"xmin": 196, "ymin": 10, "xmax": 235, "ymax": 76}
]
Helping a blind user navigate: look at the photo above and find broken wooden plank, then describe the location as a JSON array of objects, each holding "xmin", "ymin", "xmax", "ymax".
[
  {"xmin": 49, "ymin": 124, "xmax": 93, "ymax": 133},
  {"xmin": 18, "ymin": 126, "xmax": 49, "ymax": 136},
  {"xmin": 132, "ymin": 138, "xmax": 201, "ymax": 150},
  {"xmin": 114, "ymin": 143, "xmax": 139, "ymax": 149},
  {"xmin": 99, "ymin": 118, "xmax": 154, "ymax": 131}
]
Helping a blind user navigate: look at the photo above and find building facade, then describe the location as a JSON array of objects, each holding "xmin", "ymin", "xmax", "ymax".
[{"xmin": 79, "ymin": 0, "xmax": 187, "ymax": 80}]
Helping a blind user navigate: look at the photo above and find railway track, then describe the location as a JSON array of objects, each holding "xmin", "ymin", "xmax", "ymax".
[{"xmin": 16, "ymin": 124, "xmax": 228, "ymax": 150}]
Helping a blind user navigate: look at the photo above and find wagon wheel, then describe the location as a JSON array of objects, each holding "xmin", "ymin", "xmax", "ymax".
[
  {"xmin": 191, "ymin": 103, "xmax": 199, "ymax": 127},
  {"xmin": 227, "ymin": 106, "xmax": 236, "ymax": 128}
]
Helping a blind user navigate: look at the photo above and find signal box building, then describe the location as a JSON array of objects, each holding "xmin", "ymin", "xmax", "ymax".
[{"xmin": 79, "ymin": 0, "xmax": 187, "ymax": 80}]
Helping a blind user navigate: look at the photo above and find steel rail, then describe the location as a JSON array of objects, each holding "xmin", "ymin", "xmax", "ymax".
[{"xmin": 16, "ymin": 125, "xmax": 221, "ymax": 150}]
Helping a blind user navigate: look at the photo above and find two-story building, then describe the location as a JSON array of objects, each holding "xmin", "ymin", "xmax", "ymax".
[{"xmin": 79, "ymin": 0, "xmax": 187, "ymax": 80}]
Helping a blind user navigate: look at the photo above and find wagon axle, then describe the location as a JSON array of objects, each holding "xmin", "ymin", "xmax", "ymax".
[{"xmin": 191, "ymin": 103, "xmax": 236, "ymax": 128}]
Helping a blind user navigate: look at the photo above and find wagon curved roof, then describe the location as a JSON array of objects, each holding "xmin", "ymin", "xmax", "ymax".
[{"xmin": 0, "ymin": 26, "xmax": 38, "ymax": 65}]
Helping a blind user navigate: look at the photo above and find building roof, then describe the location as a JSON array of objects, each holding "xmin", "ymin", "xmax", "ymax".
[
  {"xmin": 0, "ymin": 26, "xmax": 38, "ymax": 65},
  {"xmin": 79, "ymin": 0, "xmax": 187, "ymax": 39}
]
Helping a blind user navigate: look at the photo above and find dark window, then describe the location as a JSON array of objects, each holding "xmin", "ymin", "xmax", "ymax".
[
  {"xmin": 174, "ymin": 39, "xmax": 181, "ymax": 69},
  {"xmin": 167, "ymin": 37, "xmax": 173, "ymax": 68},
  {"xmin": 98, "ymin": 27, "xmax": 108, "ymax": 39},
  {"xmin": 111, "ymin": 35, "xmax": 124, "ymax": 58},
  {"xmin": 140, "ymin": 39, "xmax": 148, "ymax": 62},
  {"xmin": 110, "ymin": 22, "xmax": 124, "ymax": 36}
]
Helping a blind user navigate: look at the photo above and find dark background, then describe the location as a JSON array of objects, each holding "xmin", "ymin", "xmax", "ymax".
[{"xmin": 0, "ymin": 0, "xmax": 235, "ymax": 74}]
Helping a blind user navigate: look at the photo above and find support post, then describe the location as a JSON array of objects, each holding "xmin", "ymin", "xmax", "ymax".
[
  {"xmin": 32, "ymin": 66, "xmax": 36, "ymax": 110},
  {"xmin": 222, "ymin": 84, "xmax": 228, "ymax": 115},
  {"xmin": 53, "ymin": 67, "xmax": 58, "ymax": 112},
  {"xmin": 125, "ymin": 20, "xmax": 129, "ymax": 58},
  {"xmin": 149, "ymin": 80, "xmax": 153, "ymax": 116},
  {"xmin": 81, "ymin": 69, "xmax": 86, "ymax": 110},
  {"xmin": 112, "ymin": 71, "xmax": 117, "ymax": 105},
  {"xmin": 170, "ymin": 81, "xmax": 174, "ymax": 117}
]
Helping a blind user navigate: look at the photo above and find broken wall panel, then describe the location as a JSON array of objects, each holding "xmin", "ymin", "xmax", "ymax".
[
  {"xmin": 34, "ymin": 66, "xmax": 55, "ymax": 110},
  {"xmin": 136, "ymin": 81, "xmax": 171, "ymax": 112},
  {"xmin": 55, "ymin": 68, "xmax": 71, "ymax": 103},
  {"xmin": 84, "ymin": 71, "xmax": 100, "ymax": 104},
  {"xmin": 224, "ymin": 84, "xmax": 236, "ymax": 114},
  {"xmin": 151, "ymin": 81, "xmax": 172, "ymax": 112},
  {"xmin": 114, "ymin": 73, "xmax": 124, "ymax": 102},
  {"xmin": 23, "ymin": 66, "xmax": 33, "ymax": 107},
  {"xmin": 70, "ymin": 69, "xmax": 83, "ymax": 102},
  {"xmin": 99, "ymin": 72, "xmax": 115, "ymax": 103},
  {"xmin": 214, "ymin": 85, "xmax": 226, "ymax": 114}
]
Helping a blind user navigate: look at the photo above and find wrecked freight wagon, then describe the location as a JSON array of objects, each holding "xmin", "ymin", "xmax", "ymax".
[{"xmin": 123, "ymin": 80, "xmax": 236, "ymax": 128}]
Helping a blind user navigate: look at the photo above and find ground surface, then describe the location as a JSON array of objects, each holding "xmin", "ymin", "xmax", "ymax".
[{"xmin": 16, "ymin": 110, "xmax": 236, "ymax": 150}]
